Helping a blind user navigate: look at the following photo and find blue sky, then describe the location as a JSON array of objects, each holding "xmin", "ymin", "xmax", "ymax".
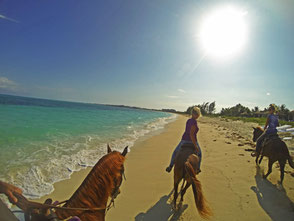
[{"xmin": 0, "ymin": 0, "xmax": 293, "ymax": 111}]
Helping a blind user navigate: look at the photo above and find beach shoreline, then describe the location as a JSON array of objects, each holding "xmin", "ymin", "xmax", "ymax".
[
  {"xmin": 35, "ymin": 115, "xmax": 294, "ymax": 221},
  {"xmin": 36, "ymin": 113, "xmax": 180, "ymax": 204}
]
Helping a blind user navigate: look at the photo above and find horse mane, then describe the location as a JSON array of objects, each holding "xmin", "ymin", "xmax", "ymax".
[
  {"xmin": 56, "ymin": 151, "xmax": 125, "ymax": 219},
  {"xmin": 256, "ymin": 126, "xmax": 264, "ymax": 132}
]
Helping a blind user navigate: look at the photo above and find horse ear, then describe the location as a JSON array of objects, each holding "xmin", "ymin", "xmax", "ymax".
[
  {"xmin": 107, "ymin": 144, "xmax": 112, "ymax": 153},
  {"xmin": 121, "ymin": 146, "xmax": 128, "ymax": 156}
]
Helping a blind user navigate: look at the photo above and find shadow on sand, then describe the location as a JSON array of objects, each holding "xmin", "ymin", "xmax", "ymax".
[
  {"xmin": 135, "ymin": 190, "xmax": 188, "ymax": 221},
  {"xmin": 251, "ymin": 167, "xmax": 294, "ymax": 221}
]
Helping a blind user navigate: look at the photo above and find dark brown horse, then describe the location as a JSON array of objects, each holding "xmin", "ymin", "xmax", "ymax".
[
  {"xmin": 173, "ymin": 144, "xmax": 212, "ymax": 219},
  {"xmin": 16, "ymin": 145, "xmax": 128, "ymax": 221},
  {"xmin": 252, "ymin": 127, "xmax": 294, "ymax": 183}
]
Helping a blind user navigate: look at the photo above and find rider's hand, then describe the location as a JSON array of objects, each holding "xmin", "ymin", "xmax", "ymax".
[{"xmin": 0, "ymin": 181, "xmax": 23, "ymax": 204}]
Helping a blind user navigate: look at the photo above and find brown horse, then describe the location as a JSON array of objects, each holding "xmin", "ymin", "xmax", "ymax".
[
  {"xmin": 173, "ymin": 144, "xmax": 212, "ymax": 219},
  {"xmin": 252, "ymin": 127, "xmax": 294, "ymax": 183},
  {"xmin": 16, "ymin": 145, "xmax": 128, "ymax": 221}
]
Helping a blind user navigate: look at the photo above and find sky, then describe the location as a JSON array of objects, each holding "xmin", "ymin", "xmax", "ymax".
[{"xmin": 0, "ymin": 0, "xmax": 293, "ymax": 112}]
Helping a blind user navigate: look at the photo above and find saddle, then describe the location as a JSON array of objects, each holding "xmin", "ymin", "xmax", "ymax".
[
  {"xmin": 180, "ymin": 143, "xmax": 197, "ymax": 154},
  {"xmin": 262, "ymin": 134, "xmax": 280, "ymax": 147}
]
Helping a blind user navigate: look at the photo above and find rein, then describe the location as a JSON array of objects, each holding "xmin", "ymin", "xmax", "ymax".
[
  {"xmin": 105, "ymin": 170, "xmax": 126, "ymax": 213},
  {"xmin": 15, "ymin": 171, "xmax": 127, "ymax": 215},
  {"xmin": 15, "ymin": 193, "xmax": 108, "ymax": 213}
]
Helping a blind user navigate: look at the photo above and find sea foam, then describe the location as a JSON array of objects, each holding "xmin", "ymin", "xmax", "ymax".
[{"xmin": 2, "ymin": 113, "xmax": 177, "ymax": 201}]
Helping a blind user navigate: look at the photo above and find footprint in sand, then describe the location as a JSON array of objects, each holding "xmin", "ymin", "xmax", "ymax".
[
  {"xmin": 225, "ymin": 141, "xmax": 231, "ymax": 144},
  {"xmin": 238, "ymin": 143, "xmax": 244, "ymax": 146}
]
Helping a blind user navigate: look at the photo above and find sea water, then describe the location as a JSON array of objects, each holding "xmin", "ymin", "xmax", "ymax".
[{"xmin": 0, "ymin": 94, "xmax": 176, "ymax": 200}]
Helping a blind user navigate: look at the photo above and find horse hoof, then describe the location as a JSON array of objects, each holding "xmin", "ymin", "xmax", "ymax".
[
  {"xmin": 277, "ymin": 180, "xmax": 284, "ymax": 186},
  {"xmin": 172, "ymin": 204, "xmax": 177, "ymax": 211},
  {"xmin": 178, "ymin": 201, "xmax": 183, "ymax": 209}
]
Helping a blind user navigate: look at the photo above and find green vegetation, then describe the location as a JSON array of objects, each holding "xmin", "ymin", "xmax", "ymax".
[
  {"xmin": 185, "ymin": 102, "xmax": 294, "ymax": 126},
  {"xmin": 221, "ymin": 116, "xmax": 267, "ymax": 125},
  {"xmin": 279, "ymin": 120, "xmax": 294, "ymax": 127},
  {"xmin": 221, "ymin": 116, "xmax": 294, "ymax": 127},
  {"xmin": 186, "ymin": 101, "xmax": 216, "ymax": 115}
]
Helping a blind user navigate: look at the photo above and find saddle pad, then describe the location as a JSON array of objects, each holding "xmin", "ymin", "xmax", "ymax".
[
  {"xmin": 181, "ymin": 143, "xmax": 195, "ymax": 150},
  {"xmin": 268, "ymin": 134, "xmax": 279, "ymax": 138},
  {"xmin": 266, "ymin": 134, "xmax": 280, "ymax": 141},
  {"xmin": 263, "ymin": 135, "xmax": 281, "ymax": 146}
]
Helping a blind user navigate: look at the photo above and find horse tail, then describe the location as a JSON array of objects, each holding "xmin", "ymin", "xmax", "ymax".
[
  {"xmin": 288, "ymin": 156, "xmax": 294, "ymax": 169},
  {"xmin": 285, "ymin": 141, "xmax": 294, "ymax": 168},
  {"xmin": 280, "ymin": 140, "xmax": 294, "ymax": 169},
  {"xmin": 184, "ymin": 161, "xmax": 212, "ymax": 219}
]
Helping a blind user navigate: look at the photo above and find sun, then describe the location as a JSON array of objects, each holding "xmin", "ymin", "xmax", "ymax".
[{"xmin": 199, "ymin": 6, "xmax": 248, "ymax": 59}]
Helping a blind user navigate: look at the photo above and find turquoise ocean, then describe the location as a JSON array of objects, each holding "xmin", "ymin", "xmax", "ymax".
[{"xmin": 0, "ymin": 94, "xmax": 175, "ymax": 200}]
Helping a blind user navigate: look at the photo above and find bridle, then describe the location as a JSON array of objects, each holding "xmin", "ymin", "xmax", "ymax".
[
  {"xmin": 106, "ymin": 167, "xmax": 126, "ymax": 212},
  {"xmin": 14, "ymin": 167, "xmax": 127, "ymax": 220}
]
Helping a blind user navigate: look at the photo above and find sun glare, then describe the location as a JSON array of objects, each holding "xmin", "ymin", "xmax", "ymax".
[{"xmin": 199, "ymin": 6, "xmax": 248, "ymax": 59}]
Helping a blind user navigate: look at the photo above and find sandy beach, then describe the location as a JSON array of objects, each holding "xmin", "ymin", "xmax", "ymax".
[{"xmin": 38, "ymin": 115, "xmax": 294, "ymax": 221}]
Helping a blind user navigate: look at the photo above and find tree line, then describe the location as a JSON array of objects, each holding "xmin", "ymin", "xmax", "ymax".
[
  {"xmin": 186, "ymin": 101, "xmax": 216, "ymax": 115},
  {"xmin": 186, "ymin": 102, "xmax": 294, "ymax": 121}
]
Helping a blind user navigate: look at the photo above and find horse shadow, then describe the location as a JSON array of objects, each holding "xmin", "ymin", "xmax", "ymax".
[
  {"xmin": 251, "ymin": 166, "xmax": 294, "ymax": 221},
  {"xmin": 134, "ymin": 190, "xmax": 188, "ymax": 221}
]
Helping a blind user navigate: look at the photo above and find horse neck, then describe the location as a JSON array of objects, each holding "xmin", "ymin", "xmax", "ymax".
[
  {"xmin": 65, "ymin": 178, "xmax": 110, "ymax": 207},
  {"xmin": 56, "ymin": 167, "xmax": 110, "ymax": 219},
  {"xmin": 56, "ymin": 154, "xmax": 123, "ymax": 219},
  {"xmin": 257, "ymin": 129, "xmax": 264, "ymax": 138}
]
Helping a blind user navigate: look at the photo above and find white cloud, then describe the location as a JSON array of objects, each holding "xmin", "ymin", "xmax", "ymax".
[
  {"xmin": 0, "ymin": 14, "xmax": 19, "ymax": 23},
  {"xmin": 166, "ymin": 95, "xmax": 179, "ymax": 99},
  {"xmin": 266, "ymin": 92, "xmax": 270, "ymax": 96},
  {"xmin": 177, "ymin": 89, "xmax": 186, "ymax": 93},
  {"xmin": 0, "ymin": 76, "xmax": 19, "ymax": 91}
]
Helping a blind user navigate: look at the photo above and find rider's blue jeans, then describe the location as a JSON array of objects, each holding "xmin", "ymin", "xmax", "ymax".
[{"xmin": 168, "ymin": 140, "xmax": 202, "ymax": 169}]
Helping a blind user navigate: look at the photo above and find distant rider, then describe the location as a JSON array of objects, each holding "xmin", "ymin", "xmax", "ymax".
[
  {"xmin": 166, "ymin": 106, "xmax": 202, "ymax": 173},
  {"xmin": 253, "ymin": 104, "xmax": 279, "ymax": 156}
]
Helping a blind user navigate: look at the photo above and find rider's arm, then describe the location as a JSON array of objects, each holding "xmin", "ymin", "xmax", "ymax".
[
  {"xmin": 190, "ymin": 125, "xmax": 200, "ymax": 153},
  {"xmin": 0, "ymin": 181, "xmax": 22, "ymax": 204},
  {"xmin": 264, "ymin": 116, "xmax": 269, "ymax": 130}
]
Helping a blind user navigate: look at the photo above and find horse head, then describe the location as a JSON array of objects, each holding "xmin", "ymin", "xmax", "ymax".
[
  {"xmin": 106, "ymin": 145, "xmax": 128, "ymax": 201},
  {"xmin": 107, "ymin": 144, "xmax": 128, "ymax": 156},
  {"xmin": 252, "ymin": 127, "xmax": 264, "ymax": 142},
  {"xmin": 16, "ymin": 145, "xmax": 129, "ymax": 221}
]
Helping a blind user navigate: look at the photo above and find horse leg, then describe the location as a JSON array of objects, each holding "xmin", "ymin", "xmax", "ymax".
[
  {"xmin": 173, "ymin": 178, "xmax": 180, "ymax": 208},
  {"xmin": 180, "ymin": 181, "xmax": 191, "ymax": 203},
  {"xmin": 180, "ymin": 179, "xmax": 186, "ymax": 194},
  {"xmin": 279, "ymin": 159, "xmax": 286, "ymax": 184},
  {"xmin": 258, "ymin": 156, "xmax": 264, "ymax": 165},
  {"xmin": 255, "ymin": 154, "xmax": 259, "ymax": 165},
  {"xmin": 263, "ymin": 158, "xmax": 274, "ymax": 179}
]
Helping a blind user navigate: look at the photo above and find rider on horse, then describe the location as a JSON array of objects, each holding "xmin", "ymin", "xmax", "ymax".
[
  {"xmin": 166, "ymin": 106, "xmax": 202, "ymax": 173},
  {"xmin": 253, "ymin": 104, "xmax": 279, "ymax": 156}
]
